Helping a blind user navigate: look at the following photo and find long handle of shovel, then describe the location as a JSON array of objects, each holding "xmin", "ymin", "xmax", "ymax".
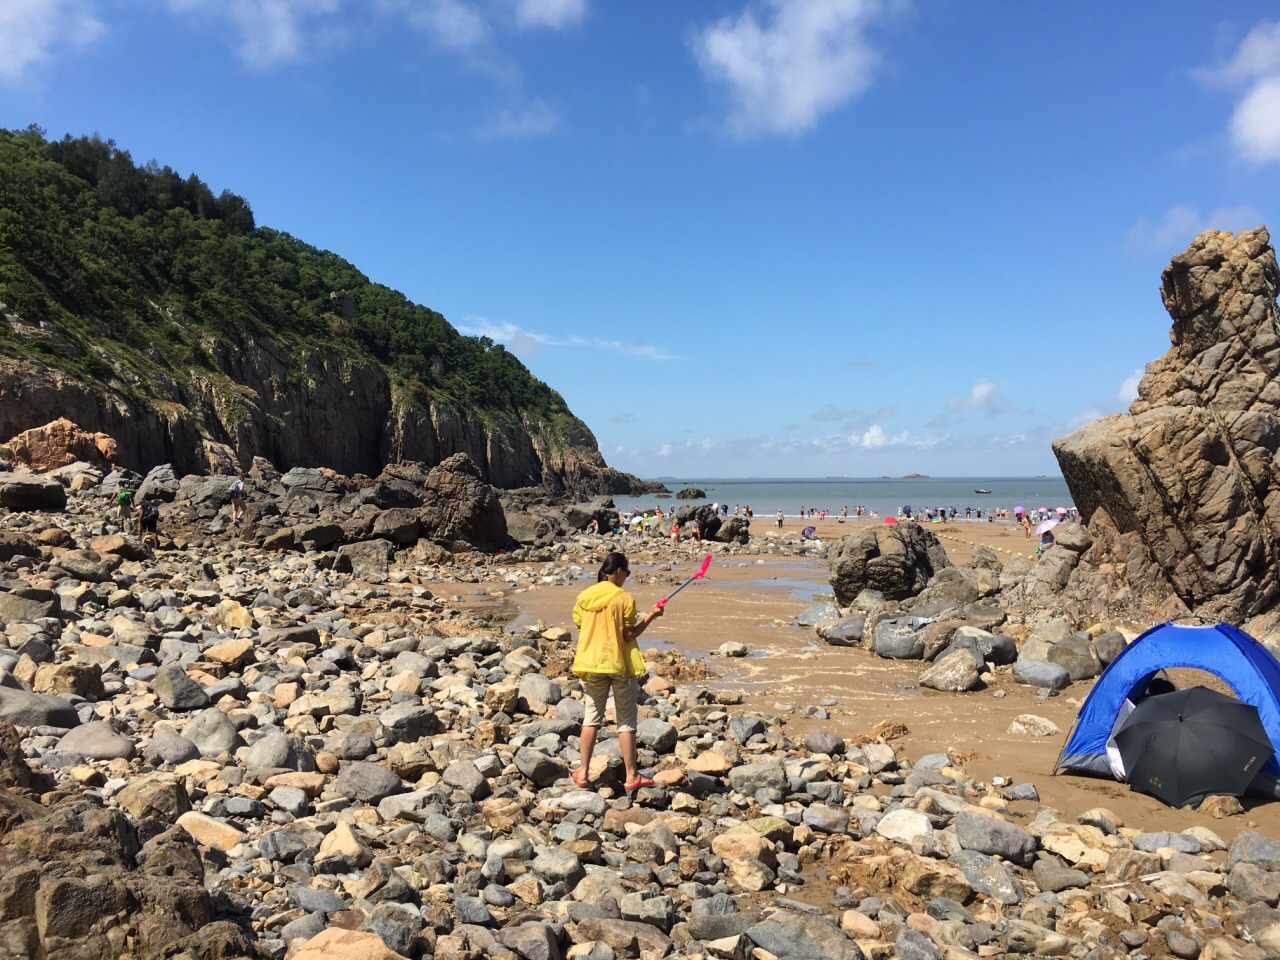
[{"xmin": 657, "ymin": 554, "xmax": 713, "ymax": 609}]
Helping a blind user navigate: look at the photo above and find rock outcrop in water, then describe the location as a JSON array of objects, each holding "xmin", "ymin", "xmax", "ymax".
[{"xmin": 1054, "ymin": 226, "xmax": 1280, "ymax": 625}]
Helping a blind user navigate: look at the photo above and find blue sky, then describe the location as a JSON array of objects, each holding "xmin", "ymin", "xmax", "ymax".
[{"xmin": 3, "ymin": 2, "xmax": 1280, "ymax": 479}]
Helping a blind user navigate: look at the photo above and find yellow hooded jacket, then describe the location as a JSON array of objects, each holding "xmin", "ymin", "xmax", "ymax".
[{"xmin": 572, "ymin": 581, "xmax": 644, "ymax": 677}]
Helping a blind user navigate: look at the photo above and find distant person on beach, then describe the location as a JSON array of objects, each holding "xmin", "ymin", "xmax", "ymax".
[
  {"xmin": 801, "ymin": 525, "xmax": 817, "ymax": 540},
  {"xmin": 776, "ymin": 509, "xmax": 784, "ymax": 529},
  {"xmin": 114, "ymin": 483, "xmax": 135, "ymax": 534},
  {"xmin": 670, "ymin": 522, "xmax": 680, "ymax": 546},
  {"xmin": 136, "ymin": 498, "xmax": 160, "ymax": 549},
  {"xmin": 229, "ymin": 473, "xmax": 248, "ymax": 527},
  {"xmin": 586, "ymin": 518, "xmax": 599, "ymax": 535},
  {"xmin": 689, "ymin": 519, "xmax": 701, "ymax": 543},
  {"xmin": 571, "ymin": 552, "xmax": 663, "ymax": 793}
]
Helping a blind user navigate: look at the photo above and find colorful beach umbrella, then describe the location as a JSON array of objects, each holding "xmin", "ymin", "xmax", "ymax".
[
  {"xmin": 884, "ymin": 517, "xmax": 898, "ymax": 524},
  {"xmin": 1056, "ymin": 507, "xmax": 1068, "ymax": 515},
  {"xmin": 1036, "ymin": 518, "xmax": 1060, "ymax": 535},
  {"xmin": 1014, "ymin": 506, "xmax": 1025, "ymax": 515}
]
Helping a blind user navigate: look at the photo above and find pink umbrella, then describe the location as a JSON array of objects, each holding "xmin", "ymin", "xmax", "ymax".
[
  {"xmin": 1036, "ymin": 518, "xmax": 1060, "ymax": 536},
  {"xmin": 1055, "ymin": 507, "xmax": 1068, "ymax": 515}
]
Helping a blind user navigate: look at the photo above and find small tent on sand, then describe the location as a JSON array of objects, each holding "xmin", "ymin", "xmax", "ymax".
[{"xmin": 1055, "ymin": 622, "xmax": 1280, "ymax": 779}]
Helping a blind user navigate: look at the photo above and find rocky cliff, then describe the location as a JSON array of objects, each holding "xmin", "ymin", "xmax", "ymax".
[
  {"xmin": 0, "ymin": 338, "xmax": 645, "ymax": 500},
  {"xmin": 0, "ymin": 128, "xmax": 657, "ymax": 499},
  {"xmin": 1053, "ymin": 226, "xmax": 1280, "ymax": 625}
]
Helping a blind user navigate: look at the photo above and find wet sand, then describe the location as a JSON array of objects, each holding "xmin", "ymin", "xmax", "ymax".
[{"xmin": 513, "ymin": 521, "xmax": 1280, "ymax": 841}]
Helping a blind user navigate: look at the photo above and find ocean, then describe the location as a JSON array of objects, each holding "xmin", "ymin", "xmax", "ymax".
[{"xmin": 599, "ymin": 476, "xmax": 1073, "ymax": 521}]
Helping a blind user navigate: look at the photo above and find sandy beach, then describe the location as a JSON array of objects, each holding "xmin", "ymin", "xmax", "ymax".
[{"xmin": 512, "ymin": 519, "xmax": 1280, "ymax": 844}]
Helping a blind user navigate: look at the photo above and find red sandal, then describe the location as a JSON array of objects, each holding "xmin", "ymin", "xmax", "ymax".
[
  {"xmin": 624, "ymin": 774, "xmax": 655, "ymax": 792},
  {"xmin": 571, "ymin": 768, "xmax": 591, "ymax": 788}
]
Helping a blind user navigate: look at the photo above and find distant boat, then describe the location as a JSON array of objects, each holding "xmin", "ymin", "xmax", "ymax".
[{"xmin": 974, "ymin": 488, "xmax": 992, "ymax": 494}]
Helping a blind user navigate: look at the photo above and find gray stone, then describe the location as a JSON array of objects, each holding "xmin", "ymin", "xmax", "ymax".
[
  {"xmin": 796, "ymin": 602, "xmax": 842, "ymax": 627},
  {"xmin": 0, "ymin": 591, "xmax": 60, "ymax": 624},
  {"xmin": 687, "ymin": 913, "xmax": 761, "ymax": 942},
  {"xmin": 360, "ymin": 902, "xmax": 425, "ymax": 956},
  {"xmin": 442, "ymin": 759, "xmax": 491, "ymax": 800},
  {"xmin": 143, "ymin": 729, "xmax": 200, "ymax": 765},
  {"xmin": 1225, "ymin": 830, "xmax": 1280, "ymax": 871},
  {"xmin": 152, "ymin": 664, "xmax": 210, "ymax": 711},
  {"xmin": 500, "ymin": 922, "xmax": 563, "ymax": 960},
  {"xmin": 244, "ymin": 733, "xmax": 315, "ymax": 772},
  {"xmin": 955, "ymin": 810, "xmax": 1036, "ymax": 866},
  {"xmin": 514, "ymin": 747, "xmax": 567, "ymax": 787},
  {"xmin": 0, "ymin": 687, "xmax": 80, "ymax": 728},
  {"xmin": 919, "ymin": 649, "xmax": 982, "ymax": 692},
  {"xmin": 801, "ymin": 805, "xmax": 850, "ymax": 834},
  {"xmin": 334, "ymin": 761, "xmax": 403, "ymax": 803},
  {"xmin": 822, "ymin": 616, "xmax": 865, "ymax": 646},
  {"xmin": 804, "ymin": 729, "xmax": 845, "ymax": 756},
  {"xmin": 1047, "ymin": 634, "xmax": 1102, "ymax": 681},
  {"xmin": 951, "ymin": 850, "xmax": 1025, "ymax": 904},
  {"xmin": 636, "ymin": 718, "xmax": 678, "ymax": 753},
  {"xmin": 518, "ymin": 673, "xmax": 562, "ymax": 707},
  {"xmin": 531, "ymin": 847, "xmax": 585, "ymax": 888},
  {"xmin": 181, "ymin": 708, "xmax": 244, "ymax": 758},
  {"xmin": 894, "ymin": 928, "xmax": 943, "ymax": 960},
  {"xmin": 1032, "ymin": 855, "xmax": 1089, "ymax": 892},
  {"xmin": 55, "ymin": 721, "xmax": 135, "ymax": 760},
  {"xmin": 874, "ymin": 809, "xmax": 932, "ymax": 844},
  {"xmin": 288, "ymin": 885, "xmax": 347, "ymax": 914},
  {"xmin": 872, "ymin": 617, "xmax": 929, "ymax": 660},
  {"xmin": 1134, "ymin": 832, "xmax": 1202, "ymax": 855},
  {"xmin": 0, "ymin": 473, "xmax": 67, "ymax": 511},
  {"xmin": 745, "ymin": 914, "xmax": 865, "ymax": 960},
  {"xmin": 1012, "ymin": 659, "xmax": 1071, "ymax": 691},
  {"xmin": 728, "ymin": 760, "xmax": 787, "ymax": 795}
]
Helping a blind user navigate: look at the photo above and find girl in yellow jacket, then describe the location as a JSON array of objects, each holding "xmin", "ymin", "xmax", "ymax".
[{"xmin": 571, "ymin": 552, "xmax": 663, "ymax": 792}]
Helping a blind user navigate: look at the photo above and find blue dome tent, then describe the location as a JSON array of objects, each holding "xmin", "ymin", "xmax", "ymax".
[{"xmin": 1055, "ymin": 622, "xmax": 1280, "ymax": 778}]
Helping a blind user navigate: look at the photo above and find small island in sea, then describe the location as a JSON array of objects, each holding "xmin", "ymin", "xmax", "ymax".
[{"xmin": 902, "ymin": 472, "xmax": 930, "ymax": 479}]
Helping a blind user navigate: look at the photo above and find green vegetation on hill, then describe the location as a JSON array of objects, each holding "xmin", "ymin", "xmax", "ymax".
[{"xmin": 0, "ymin": 125, "xmax": 578, "ymax": 432}]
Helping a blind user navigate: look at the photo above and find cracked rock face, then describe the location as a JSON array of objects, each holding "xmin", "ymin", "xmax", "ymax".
[{"xmin": 1054, "ymin": 226, "xmax": 1280, "ymax": 623}]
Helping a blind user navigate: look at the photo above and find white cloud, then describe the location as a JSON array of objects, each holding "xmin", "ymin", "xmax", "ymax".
[
  {"xmin": 0, "ymin": 0, "xmax": 104, "ymax": 83},
  {"xmin": 513, "ymin": 0, "xmax": 587, "ymax": 30},
  {"xmin": 1126, "ymin": 204, "xmax": 1263, "ymax": 252},
  {"xmin": 1117, "ymin": 368, "xmax": 1143, "ymax": 405},
  {"xmin": 944, "ymin": 380, "xmax": 1011, "ymax": 418},
  {"xmin": 167, "ymin": 0, "xmax": 342, "ymax": 69},
  {"xmin": 858, "ymin": 424, "xmax": 909, "ymax": 448},
  {"xmin": 457, "ymin": 317, "xmax": 678, "ymax": 360},
  {"xmin": 658, "ymin": 443, "xmax": 672, "ymax": 457},
  {"xmin": 473, "ymin": 99, "xmax": 559, "ymax": 139},
  {"xmin": 1231, "ymin": 75, "xmax": 1280, "ymax": 163},
  {"xmin": 384, "ymin": 0, "xmax": 490, "ymax": 50},
  {"xmin": 690, "ymin": 0, "xmax": 889, "ymax": 139},
  {"xmin": 1198, "ymin": 21, "xmax": 1280, "ymax": 164}
]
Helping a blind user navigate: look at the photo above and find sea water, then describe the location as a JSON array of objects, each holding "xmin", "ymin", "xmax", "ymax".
[{"xmin": 599, "ymin": 476, "xmax": 1073, "ymax": 521}]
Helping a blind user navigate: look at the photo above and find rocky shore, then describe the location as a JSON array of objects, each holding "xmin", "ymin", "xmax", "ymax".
[{"xmin": 0, "ymin": 462, "xmax": 1279, "ymax": 960}]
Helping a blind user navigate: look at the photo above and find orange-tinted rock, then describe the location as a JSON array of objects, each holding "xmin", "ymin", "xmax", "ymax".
[{"xmin": 7, "ymin": 418, "xmax": 116, "ymax": 472}]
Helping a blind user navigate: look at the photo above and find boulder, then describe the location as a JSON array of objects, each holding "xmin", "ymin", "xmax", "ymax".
[
  {"xmin": 6, "ymin": 418, "xmax": 116, "ymax": 472},
  {"xmin": 1013, "ymin": 659, "xmax": 1071, "ymax": 691},
  {"xmin": 137, "ymin": 464, "xmax": 180, "ymax": 502},
  {"xmin": 418, "ymin": 453, "xmax": 508, "ymax": 551},
  {"xmin": 829, "ymin": 522, "xmax": 951, "ymax": 604},
  {"xmin": 676, "ymin": 487, "xmax": 706, "ymax": 499},
  {"xmin": 1054, "ymin": 226, "xmax": 1280, "ymax": 622},
  {"xmin": 872, "ymin": 617, "xmax": 929, "ymax": 660},
  {"xmin": 0, "ymin": 471, "xmax": 67, "ymax": 511},
  {"xmin": 919, "ymin": 648, "xmax": 982, "ymax": 692}
]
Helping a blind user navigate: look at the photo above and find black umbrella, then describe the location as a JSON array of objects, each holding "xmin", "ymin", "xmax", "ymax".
[{"xmin": 1114, "ymin": 686, "xmax": 1275, "ymax": 808}]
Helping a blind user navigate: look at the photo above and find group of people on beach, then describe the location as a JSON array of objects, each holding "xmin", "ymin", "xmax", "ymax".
[{"xmin": 109, "ymin": 472, "xmax": 249, "ymax": 547}]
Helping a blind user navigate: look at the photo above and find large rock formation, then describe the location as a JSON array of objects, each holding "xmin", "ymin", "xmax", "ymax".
[
  {"xmin": 828, "ymin": 522, "xmax": 951, "ymax": 605},
  {"xmin": 1054, "ymin": 226, "xmax": 1280, "ymax": 624}
]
